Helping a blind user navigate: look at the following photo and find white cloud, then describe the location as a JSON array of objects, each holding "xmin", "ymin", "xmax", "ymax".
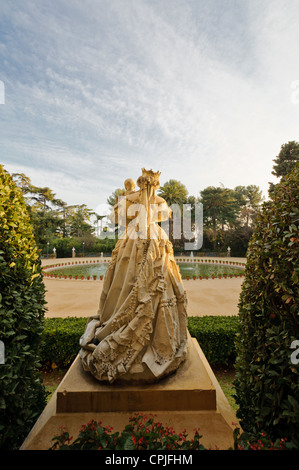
[{"xmin": 1, "ymin": 0, "xmax": 298, "ymax": 210}]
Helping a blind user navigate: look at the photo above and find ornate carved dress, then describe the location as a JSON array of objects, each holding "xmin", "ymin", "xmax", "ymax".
[{"xmin": 79, "ymin": 169, "xmax": 188, "ymax": 383}]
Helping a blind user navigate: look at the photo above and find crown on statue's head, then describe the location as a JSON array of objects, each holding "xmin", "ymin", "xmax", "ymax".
[
  {"xmin": 137, "ymin": 168, "xmax": 161, "ymax": 188},
  {"xmin": 141, "ymin": 168, "xmax": 161, "ymax": 178}
]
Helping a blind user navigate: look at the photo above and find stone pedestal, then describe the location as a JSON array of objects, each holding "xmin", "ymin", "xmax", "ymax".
[{"xmin": 21, "ymin": 336, "xmax": 239, "ymax": 450}]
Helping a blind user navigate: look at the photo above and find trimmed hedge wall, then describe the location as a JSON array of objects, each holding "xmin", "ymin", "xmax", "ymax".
[
  {"xmin": 40, "ymin": 316, "xmax": 239, "ymax": 369},
  {"xmin": 188, "ymin": 316, "xmax": 238, "ymax": 366},
  {"xmin": 41, "ymin": 317, "xmax": 87, "ymax": 369}
]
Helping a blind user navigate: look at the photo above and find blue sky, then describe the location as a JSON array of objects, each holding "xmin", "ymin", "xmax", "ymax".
[{"xmin": 1, "ymin": 0, "xmax": 299, "ymax": 216}]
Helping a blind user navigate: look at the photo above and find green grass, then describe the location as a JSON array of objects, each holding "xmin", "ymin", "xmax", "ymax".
[
  {"xmin": 42, "ymin": 369, "xmax": 67, "ymax": 403},
  {"xmin": 213, "ymin": 366, "xmax": 238, "ymax": 411}
]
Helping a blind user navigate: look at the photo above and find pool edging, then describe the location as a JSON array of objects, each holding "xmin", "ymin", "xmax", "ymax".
[{"xmin": 42, "ymin": 257, "xmax": 246, "ymax": 281}]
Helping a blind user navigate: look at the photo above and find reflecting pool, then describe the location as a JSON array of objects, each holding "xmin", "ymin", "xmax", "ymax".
[{"xmin": 45, "ymin": 260, "xmax": 244, "ymax": 279}]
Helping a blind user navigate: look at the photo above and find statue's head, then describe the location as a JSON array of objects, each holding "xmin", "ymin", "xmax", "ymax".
[
  {"xmin": 124, "ymin": 178, "xmax": 135, "ymax": 192},
  {"xmin": 137, "ymin": 168, "xmax": 161, "ymax": 190}
]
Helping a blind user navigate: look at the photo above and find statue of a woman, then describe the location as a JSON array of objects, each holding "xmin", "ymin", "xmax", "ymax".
[{"xmin": 79, "ymin": 168, "xmax": 188, "ymax": 383}]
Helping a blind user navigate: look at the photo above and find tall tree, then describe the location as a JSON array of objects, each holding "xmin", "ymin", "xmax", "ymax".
[
  {"xmin": 11, "ymin": 172, "xmax": 32, "ymax": 194},
  {"xmin": 54, "ymin": 200, "xmax": 77, "ymax": 238},
  {"xmin": 30, "ymin": 209, "xmax": 60, "ymax": 245},
  {"xmin": 11, "ymin": 173, "xmax": 62, "ymax": 244},
  {"xmin": 158, "ymin": 180, "xmax": 189, "ymax": 247},
  {"xmin": 69, "ymin": 204, "xmax": 94, "ymax": 237},
  {"xmin": 107, "ymin": 188, "xmax": 126, "ymax": 207},
  {"xmin": 234, "ymin": 185, "xmax": 264, "ymax": 227},
  {"xmin": 158, "ymin": 179, "xmax": 188, "ymax": 207},
  {"xmin": 234, "ymin": 185, "xmax": 263, "ymax": 209},
  {"xmin": 272, "ymin": 140, "xmax": 299, "ymax": 179},
  {"xmin": 198, "ymin": 186, "xmax": 239, "ymax": 249}
]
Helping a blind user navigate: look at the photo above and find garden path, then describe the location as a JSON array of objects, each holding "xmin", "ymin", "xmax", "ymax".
[{"xmin": 43, "ymin": 267, "xmax": 244, "ymax": 318}]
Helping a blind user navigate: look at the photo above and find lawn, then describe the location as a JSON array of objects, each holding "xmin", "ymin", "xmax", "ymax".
[{"xmin": 212, "ymin": 366, "xmax": 237, "ymax": 411}]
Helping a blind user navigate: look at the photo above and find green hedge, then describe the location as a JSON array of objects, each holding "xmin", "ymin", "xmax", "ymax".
[
  {"xmin": 0, "ymin": 166, "xmax": 47, "ymax": 450},
  {"xmin": 188, "ymin": 316, "xmax": 239, "ymax": 366},
  {"xmin": 41, "ymin": 316, "xmax": 239, "ymax": 369},
  {"xmin": 234, "ymin": 164, "xmax": 299, "ymax": 448},
  {"xmin": 41, "ymin": 317, "xmax": 87, "ymax": 368}
]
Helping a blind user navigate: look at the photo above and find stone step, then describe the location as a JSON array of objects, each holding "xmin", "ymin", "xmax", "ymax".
[{"xmin": 56, "ymin": 338, "xmax": 216, "ymax": 413}]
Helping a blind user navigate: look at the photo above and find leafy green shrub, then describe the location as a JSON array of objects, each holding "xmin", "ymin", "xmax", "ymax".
[
  {"xmin": 188, "ymin": 316, "xmax": 239, "ymax": 366},
  {"xmin": 0, "ymin": 165, "xmax": 47, "ymax": 449},
  {"xmin": 233, "ymin": 428, "xmax": 288, "ymax": 450},
  {"xmin": 234, "ymin": 164, "xmax": 299, "ymax": 448},
  {"xmin": 41, "ymin": 317, "xmax": 87, "ymax": 368}
]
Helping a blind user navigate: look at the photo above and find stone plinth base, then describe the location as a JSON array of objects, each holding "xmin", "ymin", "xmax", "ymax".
[{"xmin": 21, "ymin": 337, "xmax": 239, "ymax": 450}]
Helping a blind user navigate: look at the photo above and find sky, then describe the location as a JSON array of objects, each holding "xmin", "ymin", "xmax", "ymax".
[{"xmin": 1, "ymin": 0, "xmax": 299, "ymax": 217}]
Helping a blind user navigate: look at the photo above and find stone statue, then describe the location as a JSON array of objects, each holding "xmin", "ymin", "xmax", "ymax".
[
  {"xmin": 79, "ymin": 168, "xmax": 188, "ymax": 384},
  {"xmin": 124, "ymin": 178, "xmax": 136, "ymax": 195}
]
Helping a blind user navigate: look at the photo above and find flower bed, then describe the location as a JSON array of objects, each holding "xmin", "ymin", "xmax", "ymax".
[
  {"xmin": 50, "ymin": 413, "xmax": 205, "ymax": 450},
  {"xmin": 49, "ymin": 413, "xmax": 288, "ymax": 451}
]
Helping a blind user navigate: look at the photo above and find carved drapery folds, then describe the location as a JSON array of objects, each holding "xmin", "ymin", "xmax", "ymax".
[{"xmin": 79, "ymin": 169, "xmax": 188, "ymax": 383}]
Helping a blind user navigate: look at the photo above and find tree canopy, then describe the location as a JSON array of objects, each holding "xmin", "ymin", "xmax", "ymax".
[
  {"xmin": 107, "ymin": 188, "xmax": 126, "ymax": 207},
  {"xmin": 272, "ymin": 140, "xmax": 299, "ymax": 179},
  {"xmin": 11, "ymin": 173, "xmax": 95, "ymax": 246},
  {"xmin": 7, "ymin": 165, "xmax": 267, "ymax": 257},
  {"xmin": 158, "ymin": 179, "xmax": 188, "ymax": 207}
]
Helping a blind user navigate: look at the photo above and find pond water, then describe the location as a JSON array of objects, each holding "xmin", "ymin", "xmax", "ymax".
[{"xmin": 46, "ymin": 261, "xmax": 244, "ymax": 279}]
